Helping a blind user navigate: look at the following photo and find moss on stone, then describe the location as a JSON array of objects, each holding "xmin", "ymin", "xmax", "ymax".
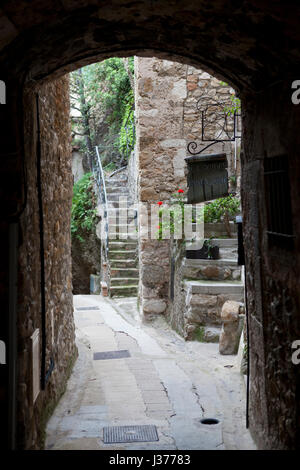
[{"xmin": 193, "ymin": 326, "xmax": 206, "ymax": 342}]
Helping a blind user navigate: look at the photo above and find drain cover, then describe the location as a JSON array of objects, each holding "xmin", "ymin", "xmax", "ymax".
[
  {"xmin": 201, "ymin": 418, "xmax": 220, "ymax": 425},
  {"xmin": 76, "ymin": 306, "xmax": 100, "ymax": 311},
  {"xmin": 103, "ymin": 425, "xmax": 158, "ymax": 444},
  {"xmin": 93, "ymin": 349, "xmax": 131, "ymax": 360}
]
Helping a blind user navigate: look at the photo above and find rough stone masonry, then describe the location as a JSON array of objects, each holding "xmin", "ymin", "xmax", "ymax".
[
  {"xmin": 17, "ymin": 76, "xmax": 77, "ymax": 449},
  {"xmin": 135, "ymin": 57, "xmax": 238, "ymax": 321}
]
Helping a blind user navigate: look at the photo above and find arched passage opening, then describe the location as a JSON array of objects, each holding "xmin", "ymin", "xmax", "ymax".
[{"xmin": 0, "ymin": 1, "xmax": 300, "ymax": 451}]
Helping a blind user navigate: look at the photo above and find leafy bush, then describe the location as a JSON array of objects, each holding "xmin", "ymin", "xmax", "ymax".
[
  {"xmin": 71, "ymin": 173, "xmax": 98, "ymax": 242},
  {"xmin": 203, "ymin": 194, "xmax": 240, "ymax": 223}
]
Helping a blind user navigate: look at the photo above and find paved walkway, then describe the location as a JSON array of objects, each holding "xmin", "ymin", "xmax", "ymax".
[{"xmin": 45, "ymin": 295, "xmax": 256, "ymax": 450}]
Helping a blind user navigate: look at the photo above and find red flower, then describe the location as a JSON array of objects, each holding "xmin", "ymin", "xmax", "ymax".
[
  {"xmin": 178, "ymin": 189, "xmax": 184, "ymax": 193},
  {"xmin": 157, "ymin": 225, "xmax": 161, "ymax": 229},
  {"xmin": 157, "ymin": 201, "xmax": 163, "ymax": 206}
]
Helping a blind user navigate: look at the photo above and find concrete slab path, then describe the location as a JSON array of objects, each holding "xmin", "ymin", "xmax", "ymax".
[{"xmin": 45, "ymin": 294, "xmax": 256, "ymax": 451}]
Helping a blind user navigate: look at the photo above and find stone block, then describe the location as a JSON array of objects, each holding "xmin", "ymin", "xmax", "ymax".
[
  {"xmin": 220, "ymin": 300, "xmax": 240, "ymax": 323},
  {"xmin": 141, "ymin": 264, "xmax": 166, "ymax": 288},
  {"xmin": 143, "ymin": 299, "xmax": 167, "ymax": 314},
  {"xmin": 201, "ymin": 265, "xmax": 220, "ymax": 279},
  {"xmin": 219, "ymin": 314, "xmax": 245, "ymax": 355}
]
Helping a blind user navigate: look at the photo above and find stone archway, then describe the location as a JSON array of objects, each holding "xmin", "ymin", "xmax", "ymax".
[{"xmin": 1, "ymin": 0, "xmax": 300, "ymax": 450}]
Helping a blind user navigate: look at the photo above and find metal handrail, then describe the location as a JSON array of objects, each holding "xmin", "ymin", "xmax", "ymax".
[{"xmin": 93, "ymin": 146, "xmax": 109, "ymax": 258}]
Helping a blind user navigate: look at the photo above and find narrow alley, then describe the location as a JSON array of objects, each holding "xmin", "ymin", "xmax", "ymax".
[{"xmin": 45, "ymin": 295, "xmax": 255, "ymax": 451}]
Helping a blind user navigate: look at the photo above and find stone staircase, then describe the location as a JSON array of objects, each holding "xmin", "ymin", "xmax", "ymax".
[
  {"xmin": 105, "ymin": 171, "xmax": 139, "ymax": 297},
  {"xmin": 183, "ymin": 238, "xmax": 244, "ymax": 341}
]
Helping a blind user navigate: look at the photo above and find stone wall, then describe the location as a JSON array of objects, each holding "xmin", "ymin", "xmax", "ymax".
[
  {"xmin": 72, "ymin": 149, "xmax": 85, "ymax": 183},
  {"xmin": 135, "ymin": 57, "xmax": 240, "ymax": 320},
  {"xmin": 127, "ymin": 149, "xmax": 139, "ymax": 205},
  {"xmin": 17, "ymin": 76, "xmax": 77, "ymax": 449},
  {"xmin": 72, "ymin": 229, "xmax": 101, "ymax": 294},
  {"xmin": 242, "ymin": 81, "xmax": 300, "ymax": 450}
]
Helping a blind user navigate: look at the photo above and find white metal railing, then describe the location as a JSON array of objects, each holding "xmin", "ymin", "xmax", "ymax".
[{"xmin": 93, "ymin": 146, "xmax": 109, "ymax": 258}]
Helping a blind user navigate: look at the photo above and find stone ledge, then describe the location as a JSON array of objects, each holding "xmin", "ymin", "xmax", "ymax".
[
  {"xmin": 184, "ymin": 280, "xmax": 244, "ymax": 295},
  {"xmin": 183, "ymin": 258, "xmax": 238, "ymax": 267}
]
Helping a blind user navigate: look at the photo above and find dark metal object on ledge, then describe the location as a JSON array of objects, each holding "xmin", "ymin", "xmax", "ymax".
[{"xmin": 186, "ymin": 240, "xmax": 219, "ymax": 260}]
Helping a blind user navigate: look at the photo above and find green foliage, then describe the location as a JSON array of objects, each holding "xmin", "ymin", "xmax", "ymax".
[
  {"xmin": 202, "ymin": 194, "xmax": 240, "ymax": 223},
  {"xmin": 71, "ymin": 173, "xmax": 97, "ymax": 242},
  {"xmin": 116, "ymin": 90, "xmax": 135, "ymax": 158},
  {"xmin": 218, "ymin": 81, "xmax": 241, "ymax": 116},
  {"xmin": 224, "ymin": 95, "xmax": 241, "ymax": 117},
  {"xmin": 82, "ymin": 57, "xmax": 133, "ymax": 127},
  {"xmin": 103, "ymin": 161, "xmax": 117, "ymax": 173},
  {"xmin": 193, "ymin": 326, "xmax": 206, "ymax": 342},
  {"xmin": 70, "ymin": 57, "xmax": 135, "ymax": 166}
]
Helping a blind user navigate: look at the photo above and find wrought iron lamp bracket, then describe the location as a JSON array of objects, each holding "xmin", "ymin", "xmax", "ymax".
[{"xmin": 187, "ymin": 99, "xmax": 241, "ymax": 156}]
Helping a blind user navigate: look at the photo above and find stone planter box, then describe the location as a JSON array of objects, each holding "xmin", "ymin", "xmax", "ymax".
[{"xmin": 204, "ymin": 222, "xmax": 237, "ymax": 238}]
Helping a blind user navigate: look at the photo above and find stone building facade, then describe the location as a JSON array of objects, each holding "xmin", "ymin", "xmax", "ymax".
[
  {"xmin": 16, "ymin": 77, "xmax": 77, "ymax": 448},
  {"xmin": 135, "ymin": 57, "xmax": 240, "ymax": 321}
]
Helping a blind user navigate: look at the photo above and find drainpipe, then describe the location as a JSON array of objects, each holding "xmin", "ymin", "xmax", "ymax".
[
  {"xmin": 236, "ymin": 215, "xmax": 249, "ymax": 428},
  {"xmin": 35, "ymin": 94, "xmax": 46, "ymax": 390}
]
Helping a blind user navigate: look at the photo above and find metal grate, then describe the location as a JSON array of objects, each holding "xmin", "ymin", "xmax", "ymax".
[
  {"xmin": 76, "ymin": 306, "xmax": 100, "ymax": 311},
  {"xmin": 93, "ymin": 349, "xmax": 130, "ymax": 360},
  {"xmin": 264, "ymin": 155, "xmax": 294, "ymax": 248},
  {"xmin": 103, "ymin": 425, "xmax": 159, "ymax": 444}
]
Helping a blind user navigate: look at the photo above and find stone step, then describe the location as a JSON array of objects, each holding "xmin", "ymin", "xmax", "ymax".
[
  {"xmin": 106, "ymin": 175, "xmax": 128, "ymax": 182},
  {"xmin": 110, "ymin": 267, "xmax": 139, "ymax": 278},
  {"xmin": 106, "ymin": 193, "xmax": 129, "ymax": 202},
  {"xmin": 108, "ymin": 215, "xmax": 137, "ymax": 224},
  {"xmin": 109, "ymin": 240, "xmax": 138, "ymax": 250},
  {"xmin": 184, "ymin": 279, "xmax": 244, "ymax": 295},
  {"xmin": 110, "ymin": 277, "xmax": 140, "ymax": 286},
  {"xmin": 110, "ymin": 259, "xmax": 138, "ymax": 269},
  {"xmin": 105, "ymin": 179, "xmax": 127, "ymax": 187},
  {"xmin": 108, "ymin": 207, "xmax": 137, "ymax": 221},
  {"xmin": 109, "ymin": 223, "xmax": 137, "ymax": 234},
  {"xmin": 109, "ymin": 250, "xmax": 137, "ymax": 260},
  {"xmin": 184, "ymin": 258, "xmax": 238, "ymax": 267},
  {"xmin": 108, "ymin": 200, "xmax": 128, "ymax": 209},
  {"xmin": 110, "ymin": 285, "xmax": 139, "ymax": 297},
  {"xmin": 108, "ymin": 207, "xmax": 137, "ymax": 214},
  {"xmin": 106, "ymin": 186, "xmax": 128, "ymax": 194},
  {"xmin": 108, "ymin": 232, "xmax": 138, "ymax": 240},
  {"xmin": 183, "ymin": 258, "xmax": 241, "ymax": 281}
]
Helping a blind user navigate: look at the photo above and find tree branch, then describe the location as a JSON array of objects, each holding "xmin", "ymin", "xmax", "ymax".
[{"xmin": 71, "ymin": 104, "xmax": 82, "ymax": 113}]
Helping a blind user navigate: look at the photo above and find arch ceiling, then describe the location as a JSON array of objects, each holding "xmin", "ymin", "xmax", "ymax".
[{"xmin": 0, "ymin": 1, "xmax": 299, "ymax": 92}]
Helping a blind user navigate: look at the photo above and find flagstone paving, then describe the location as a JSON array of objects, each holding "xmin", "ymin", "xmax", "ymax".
[{"xmin": 45, "ymin": 294, "xmax": 256, "ymax": 450}]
